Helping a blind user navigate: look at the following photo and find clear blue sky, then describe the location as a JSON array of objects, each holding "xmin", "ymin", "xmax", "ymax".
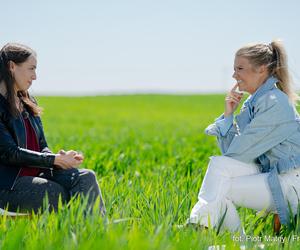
[{"xmin": 1, "ymin": 0, "xmax": 299, "ymax": 95}]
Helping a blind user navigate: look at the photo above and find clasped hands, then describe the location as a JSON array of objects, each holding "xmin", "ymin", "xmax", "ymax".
[{"xmin": 54, "ymin": 149, "xmax": 84, "ymax": 169}]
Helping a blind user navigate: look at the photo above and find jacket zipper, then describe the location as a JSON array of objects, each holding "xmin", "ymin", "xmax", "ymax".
[{"xmin": 11, "ymin": 113, "xmax": 27, "ymax": 190}]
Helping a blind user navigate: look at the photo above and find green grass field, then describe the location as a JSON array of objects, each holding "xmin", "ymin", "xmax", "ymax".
[{"xmin": 1, "ymin": 95, "xmax": 300, "ymax": 249}]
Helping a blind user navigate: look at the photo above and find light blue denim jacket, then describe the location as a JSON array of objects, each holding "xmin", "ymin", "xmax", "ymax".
[{"xmin": 205, "ymin": 76, "xmax": 300, "ymax": 225}]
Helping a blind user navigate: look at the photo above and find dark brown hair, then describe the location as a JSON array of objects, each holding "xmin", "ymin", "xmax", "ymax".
[{"xmin": 0, "ymin": 43, "xmax": 42, "ymax": 116}]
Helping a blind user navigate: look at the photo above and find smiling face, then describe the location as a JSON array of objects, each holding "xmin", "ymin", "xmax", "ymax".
[
  {"xmin": 232, "ymin": 56, "xmax": 268, "ymax": 94},
  {"xmin": 10, "ymin": 55, "xmax": 37, "ymax": 92}
]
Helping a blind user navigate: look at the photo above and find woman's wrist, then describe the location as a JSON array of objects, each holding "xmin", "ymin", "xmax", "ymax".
[
  {"xmin": 54, "ymin": 154, "xmax": 63, "ymax": 166},
  {"xmin": 224, "ymin": 112, "xmax": 232, "ymax": 117}
]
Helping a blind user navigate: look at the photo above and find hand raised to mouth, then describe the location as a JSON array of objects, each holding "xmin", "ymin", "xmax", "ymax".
[{"xmin": 224, "ymin": 83, "xmax": 244, "ymax": 117}]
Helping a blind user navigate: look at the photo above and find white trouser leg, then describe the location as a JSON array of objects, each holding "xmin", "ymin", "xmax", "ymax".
[
  {"xmin": 228, "ymin": 172, "xmax": 274, "ymax": 210},
  {"xmin": 190, "ymin": 156, "xmax": 300, "ymax": 232},
  {"xmin": 225, "ymin": 169, "xmax": 300, "ymax": 230},
  {"xmin": 222, "ymin": 172, "xmax": 275, "ymax": 232},
  {"xmin": 189, "ymin": 156, "xmax": 260, "ymax": 232},
  {"xmin": 227, "ymin": 169, "xmax": 300, "ymax": 214}
]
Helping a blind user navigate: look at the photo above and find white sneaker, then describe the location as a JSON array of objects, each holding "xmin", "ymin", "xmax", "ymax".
[{"xmin": 0, "ymin": 208, "xmax": 28, "ymax": 216}]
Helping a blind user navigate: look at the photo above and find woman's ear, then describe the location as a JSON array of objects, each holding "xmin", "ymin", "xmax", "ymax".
[
  {"xmin": 258, "ymin": 64, "xmax": 268, "ymax": 74},
  {"xmin": 8, "ymin": 60, "xmax": 16, "ymax": 74}
]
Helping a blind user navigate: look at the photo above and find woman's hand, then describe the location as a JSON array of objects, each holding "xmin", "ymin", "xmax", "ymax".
[
  {"xmin": 224, "ymin": 83, "xmax": 243, "ymax": 117},
  {"xmin": 54, "ymin": 150, "xmax": 84, "ymax": 169},
  {"xmin": 58, "ymin": 149, "xmax": 84, "ymax": 161}
]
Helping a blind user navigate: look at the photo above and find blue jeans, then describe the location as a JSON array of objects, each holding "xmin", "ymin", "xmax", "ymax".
[{"xmin": 0, "ymin": 168, "xmax": 106, "ymax": 215}]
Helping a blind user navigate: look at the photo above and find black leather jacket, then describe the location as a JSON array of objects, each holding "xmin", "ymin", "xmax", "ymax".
[{"xmin": 0, "ymin": 94, "xmax": 55, "ymax": 190}]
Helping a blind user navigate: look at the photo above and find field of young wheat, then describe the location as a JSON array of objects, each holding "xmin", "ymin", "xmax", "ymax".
[{"xmin": 0, "ymin": 95, "xmax": 299, "ymax": 250}]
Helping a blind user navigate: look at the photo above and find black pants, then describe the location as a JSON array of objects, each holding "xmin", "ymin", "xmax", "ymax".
[{"xmin": 0, "ymin": 168, "xmax": 105, "ymax": 215}]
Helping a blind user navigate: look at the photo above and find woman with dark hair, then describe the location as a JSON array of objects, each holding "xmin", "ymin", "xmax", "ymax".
[
  {"xmin": 0, "ymin": 43, "xmax": 105, "ymax": 215},
  {"xmin": 188, "ymin": 40, "xmax": 300, "ymax": 233}
]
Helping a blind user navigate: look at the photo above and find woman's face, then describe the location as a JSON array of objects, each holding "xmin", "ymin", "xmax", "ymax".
[
  {"xmin": 232, "ymin": 56, "xmax": 268, "ymax": 94},
  {"xmin": 10, "ymin": 55, "xmax": 37, "ymax": 92}
]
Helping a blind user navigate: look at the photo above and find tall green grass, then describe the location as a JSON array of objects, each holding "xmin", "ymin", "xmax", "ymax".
[{"xmin": 1, "ymin": 95, "xmax": 300, "ymax": 249}]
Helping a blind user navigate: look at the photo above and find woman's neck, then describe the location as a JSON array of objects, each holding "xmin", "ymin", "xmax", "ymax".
[{"xmin": 249, "ymin": 74, "xmax": 270, "ymax": 95}]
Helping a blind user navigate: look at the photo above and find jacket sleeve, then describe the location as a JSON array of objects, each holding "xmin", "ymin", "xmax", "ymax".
[
  {"xmin": 205, "ymin": 114, "xmax": 239, "ymax": 154},
  {"xmin": 0, "ymin": 114, "xmax": 55, "ymax": 168},
  {"xmin": 224, "ymin": 93, "xmax": 299, "ymax": 163}
]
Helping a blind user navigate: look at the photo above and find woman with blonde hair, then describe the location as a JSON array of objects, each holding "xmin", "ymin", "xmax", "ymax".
[{"xmin": 188, "ymin": 40, "xmax": 300, "ymax": 233}]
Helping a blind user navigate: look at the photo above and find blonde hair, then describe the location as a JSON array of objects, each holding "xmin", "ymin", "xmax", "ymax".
[{"xmin": 236, "ymin": 39, "xmax": 299, "ymax": 105}]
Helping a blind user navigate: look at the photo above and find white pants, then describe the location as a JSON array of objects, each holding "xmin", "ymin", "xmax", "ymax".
[{"xmin": 189, "ymin": 156, "xmax": 300, "ymax": 232}]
